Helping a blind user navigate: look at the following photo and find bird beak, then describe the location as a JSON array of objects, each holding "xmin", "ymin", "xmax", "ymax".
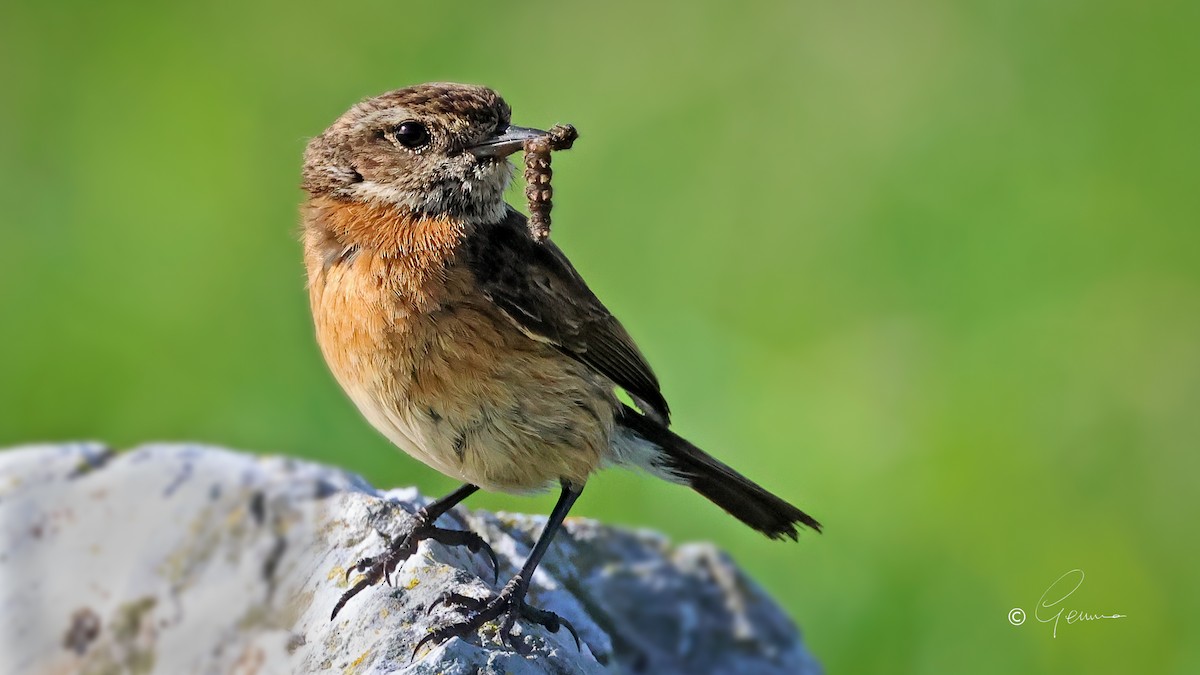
[{"xmin": 468, "ymin": 125, "xmax": 548, "ymax": 159}]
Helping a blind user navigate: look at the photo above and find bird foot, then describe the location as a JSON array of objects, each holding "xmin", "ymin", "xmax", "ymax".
[
  {"xmin": 331, "ymin": 507, "xmax": 498, "ymax": 620},
  {"xmin": 414, "ymin": 581, "xmax": 581, "ymax": 659}
]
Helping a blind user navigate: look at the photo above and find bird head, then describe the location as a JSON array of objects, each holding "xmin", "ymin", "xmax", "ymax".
[{"xmin": 302, "ymin": 82, "xmax": 548, "ymax": 223}]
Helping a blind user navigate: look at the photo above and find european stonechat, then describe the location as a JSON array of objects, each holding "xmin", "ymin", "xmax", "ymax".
[{"xmin": 300, "ymin": 82, "xmax": 820, "ymax": 654}]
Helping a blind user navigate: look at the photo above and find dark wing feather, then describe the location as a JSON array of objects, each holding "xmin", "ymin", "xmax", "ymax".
[{"xmin": 465, "ymin": 208, "xmax": 670, "ymax": 423}]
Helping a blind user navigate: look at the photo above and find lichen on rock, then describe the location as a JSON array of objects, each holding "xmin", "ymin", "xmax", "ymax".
[{"xmin": 0, "ymin": 443, "xmax": 819, "ymax": 674}]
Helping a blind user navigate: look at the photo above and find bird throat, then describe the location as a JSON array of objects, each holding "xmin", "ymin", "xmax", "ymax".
[
  {"xmin": 305, "ymin": 196, "xmax": 466, "ymax": 260},
  {"xmin": 301, "ymin": 196, "xmax": 473, "ymax": 311}
]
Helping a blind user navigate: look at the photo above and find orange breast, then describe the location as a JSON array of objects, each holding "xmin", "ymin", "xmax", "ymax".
[{"xmin": 301, "ymin": 198, "xmax": 616, "ymax": 492}]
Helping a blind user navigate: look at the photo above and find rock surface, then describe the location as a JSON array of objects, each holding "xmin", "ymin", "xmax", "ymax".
[{"xmin": 0, "ymin": 443, "xmax": 818, "ymax": 674}]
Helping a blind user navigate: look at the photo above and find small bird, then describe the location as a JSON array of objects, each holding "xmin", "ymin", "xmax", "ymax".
[{"xmin": 301, "ymin": 82, "xmax": 820, "ymax": 654}]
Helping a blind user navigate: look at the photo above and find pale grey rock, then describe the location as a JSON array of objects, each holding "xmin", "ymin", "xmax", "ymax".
[{"xmin": 0, "ymin": 443, "xmax": 818, "ymax": 674}]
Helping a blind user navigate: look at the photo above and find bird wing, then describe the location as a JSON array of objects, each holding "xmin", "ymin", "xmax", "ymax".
[{"xmin": 464, "ymin": 208, "xmax": 670, "ymax": 423}]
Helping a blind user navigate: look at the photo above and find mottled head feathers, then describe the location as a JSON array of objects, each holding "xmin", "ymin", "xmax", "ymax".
[{"xmin": 302, "ymin": 83, "xmax": 515, "ymax": 223}]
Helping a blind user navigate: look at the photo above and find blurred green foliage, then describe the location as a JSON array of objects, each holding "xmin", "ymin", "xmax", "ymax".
[{"xmin": 1, "ymin": 1, "xmax": 1197, "ymax": 672}]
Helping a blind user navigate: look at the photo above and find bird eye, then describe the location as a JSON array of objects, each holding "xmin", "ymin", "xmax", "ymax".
[{"xmin": 392, "ymin": 121, "xmax": 430, "ymax": 149}]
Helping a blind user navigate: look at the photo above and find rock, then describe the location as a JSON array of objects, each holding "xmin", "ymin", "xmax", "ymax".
[{"xmin": 0, "ymin": 443, "xmax": 819, "ymax": 674}]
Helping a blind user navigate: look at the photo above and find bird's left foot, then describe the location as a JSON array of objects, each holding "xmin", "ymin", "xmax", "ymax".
[
  {"xmin": 331, "ymin": 506, "xmax": 498, "ymax": 621},
  {"xmin": 414, "ymin": 577, "xmax": 581, "ymax": 658}
]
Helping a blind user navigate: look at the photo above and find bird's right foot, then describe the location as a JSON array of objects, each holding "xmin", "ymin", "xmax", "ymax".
[
  {"xmin": 331, "ymin": 505, "xmax": 498, "ymax": 620},
  {"xmin": 414, "ymin": 579, "xmax": 580, "ymax": 658}
]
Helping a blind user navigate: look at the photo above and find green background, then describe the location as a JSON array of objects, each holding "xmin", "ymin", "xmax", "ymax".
[{"xmin": 2, "ymin": 1, "xmax": 1196, "ymax": 672}]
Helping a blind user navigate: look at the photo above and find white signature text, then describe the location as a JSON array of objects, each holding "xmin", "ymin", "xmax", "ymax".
[{"xmin": 1034, "ymin": 569, "xmax": 1126, "ymax": 638}]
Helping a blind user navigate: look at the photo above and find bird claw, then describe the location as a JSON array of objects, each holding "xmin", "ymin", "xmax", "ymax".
[
  {"xmin": 344, "ymin": 554, "xmax": 376, "ymax": 584},
  {"xmin": 411, "ymin": 585, "xmax": 582, "ymax": 661},
  {"xmin": 330, "ymin": 573, "xmax": 375, "ymax": 621},
  {"xmin": 521, "ymin": 602, "xmax": 581, "ymax": 652},
  {"xmin": 426, "ymin": 591, "xmax": 486, "ymax": 616},
  {"xmin": 425, "ymin": 527, "xmax": 500, "ymax": 585},
  {"xmin": 329, "ymin": 509, "xmax": 497, "ymax": 620}
]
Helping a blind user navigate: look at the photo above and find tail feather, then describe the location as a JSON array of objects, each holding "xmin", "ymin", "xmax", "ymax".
[{"xmin": 616, "ymin": 405, "xmax": 821, "ymax": 540}]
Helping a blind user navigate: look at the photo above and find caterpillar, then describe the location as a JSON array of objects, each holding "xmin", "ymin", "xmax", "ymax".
[{"xmin": 523, "ymin": 124, "xmax": 578, "ymax": 241}]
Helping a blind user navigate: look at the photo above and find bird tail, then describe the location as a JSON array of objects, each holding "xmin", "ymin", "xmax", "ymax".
[{"xmin": 616, "ymin": 405, "xmax": 821, "ymax": 540}]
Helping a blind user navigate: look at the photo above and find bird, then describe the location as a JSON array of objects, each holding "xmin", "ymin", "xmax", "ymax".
[{"xmin": 300, "ymin": 82, "xmax": 820, "ymax": 656}]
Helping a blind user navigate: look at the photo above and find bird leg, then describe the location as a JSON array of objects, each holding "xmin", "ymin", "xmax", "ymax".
[
  {"xmin": 414, "ymin": 481, "xmax": 584, "ymax": 658},
  {"xmin": 331, "ymin": 483, "xmax": 498, "ymax": 620}
]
